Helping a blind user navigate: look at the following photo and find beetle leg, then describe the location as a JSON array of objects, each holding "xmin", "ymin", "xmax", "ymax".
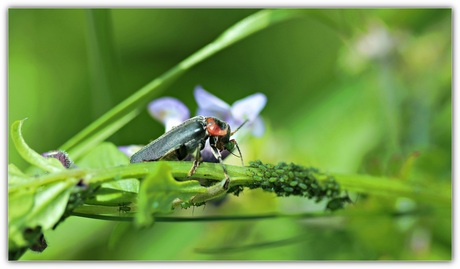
[
  {"xmin": 188, "ymin": 147, "xmax": 201, "ymax": 177},
  {"xmin": 209, "ymin": 142, "xmax": 230, "ymax": 190}
]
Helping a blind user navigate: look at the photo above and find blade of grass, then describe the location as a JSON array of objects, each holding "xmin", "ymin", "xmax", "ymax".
[
  {"xmin": 67, "ymin": 109, "xmax": 139, "ymax": 159},
  {"xmin": 59, "ymin": 9, "xmax": 306, "ymax": 157},
  {"xmin": 85, "ymin": 9, "xmax": 120, "ymax": 120}
]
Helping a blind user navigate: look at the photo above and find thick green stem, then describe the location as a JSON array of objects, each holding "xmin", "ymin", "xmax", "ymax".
[{"xmin": 10, "ymin": 161, "xmax": 451, "ymax": 207}]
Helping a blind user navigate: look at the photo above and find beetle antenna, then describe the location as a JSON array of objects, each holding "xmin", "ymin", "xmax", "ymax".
[
  {"xmin": 231, "ymin": 120, "xmax": 249, "ymax": 136},
  {"xmin": 233, "ymin": 140, "xmax": 244, "ymax": 166},
  {"xmin": 229, "ymin": 150, "xmax": 239, "ymax": 158}
]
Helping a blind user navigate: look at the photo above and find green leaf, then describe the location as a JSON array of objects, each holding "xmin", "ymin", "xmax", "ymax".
[
  {"xmin": 78, "ymin": 142, "xmax": 139, "ymax": 205},
  {"xmin": 8, "ymin": 164, "xmax": 34, "ymax": 187},
  {"xmin": 8, "ymin": 163, "xmax": 24, "ymax": 176},
  {"xmin": 77, "ymin": 142, "xmax": 129, "ymax": 168},
  {"xmin": 8, "ymin": 188, "xmax": 35, "ymax": 227},
  {"xmin": 135, "ymin": 162, "xmax": 206, "ymax": 227},
  {"xmin": 84, "ymin": 186, "xmax": 138, "ymax": 206},
  {"xmin": 8, "ymin": 119, "xmax": 80, "ymax": 251},
  {"xmin": 11, "ymin": 119, "xmax": 65, "ymax": 173},
  {"xmin": 8, "ymin": 180, "xmax": 77, "ymax": 250}
]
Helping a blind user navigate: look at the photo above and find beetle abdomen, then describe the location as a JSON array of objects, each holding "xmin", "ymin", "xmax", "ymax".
[{"xmin": 130, "ymin": 116, "xmax": 207, "ymax": 163}]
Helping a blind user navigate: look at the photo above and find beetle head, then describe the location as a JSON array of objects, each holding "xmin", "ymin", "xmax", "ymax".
[
  {"xmin": 206, "ymin": 117, "xmax": 247, "ymax": 166},
  {"xmin": 220, "ymin": 118, "xmax": 248, "ymax": 149},
  {"xmin": 224, "ymin": 139, "xmax": 244, "ymax": 166},
  {"xmin": 205, "ymin": 117, "xmax": 229, "ymax": 137},
  {"xmin": 224, "ymin": 119, "xmax": 248, "ymax": 166}
]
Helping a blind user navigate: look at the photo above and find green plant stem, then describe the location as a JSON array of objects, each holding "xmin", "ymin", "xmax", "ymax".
[
  {"xmin": 334, "ymin": 174, "xmax": 451, "ymax": 205},
  {"xmin": 70, "ymin": 207, "xmax": 428, "ymax": 222},
  {"xmin": 9, "ymin": 161, "xmax": 451, "ymax": 207}
]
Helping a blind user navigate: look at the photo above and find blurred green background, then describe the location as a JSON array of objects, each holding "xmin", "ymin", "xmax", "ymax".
[{"xmin": 8, "ymin": 9, "xmax": 451, "ymax": 260}]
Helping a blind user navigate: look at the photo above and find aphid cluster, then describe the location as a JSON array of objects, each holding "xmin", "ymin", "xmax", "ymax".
[{"xmin": 248, "ymin": 160, "xmax": 344, "ymax": 204}]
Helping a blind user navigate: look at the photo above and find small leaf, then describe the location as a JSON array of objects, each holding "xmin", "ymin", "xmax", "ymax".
[
  {"xmin": 8, "ymin": 163, "xmax": 24, "ymax": 176},
  {"xmin": 103, "ymin": 178, "xmax": 139, "ymax": 193},
  {"xmin": 8, "ymin": 188, "xmax": 35, "ymax": 226},
  {"xmin": 8, "ymin": 164, "xmax": 34, "ymax": 187},
  {"xmin": 8, "ymin": 180, "xmax": 76, "ymax": 250},
  {"xmin": 77, "ymin": 142, "xmax": 129, "ymax": 168},
  {"xmin": 78, "ymin": 142, "xmax": 139, "ymax": 205},
  {"xmin": 10, "ymin": 119, "xmax": 65, "ymax": 173},
  {"xmin": 84, "ymin": 177, "xmax": 139, "ymax": 206},
  {"xmin": 84, "ymin": 186, "xmax": 138, "ymax": 206},
  {"xmin": 135, "ymin": 162, "xmax": 206, "ymax": 227}
]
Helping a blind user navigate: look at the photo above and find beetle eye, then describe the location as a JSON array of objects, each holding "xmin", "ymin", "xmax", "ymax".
[{"xmin": 217, "ymin": 120, "xmax": 227, "ymax": 131}]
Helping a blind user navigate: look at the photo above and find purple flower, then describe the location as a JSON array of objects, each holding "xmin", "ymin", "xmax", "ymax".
[
  {"xmin": 119, "ymin": 97, "xmax": 189, "ymax": 158},
  {"xmin": 118, "ymin": 145, "xmax": 144, "ymax": 158},
  {"xmin": 194, "ymin": 85, "xmax": 266, "ymax": 139},
  {"xmin": 148, "ymin": 97, "xmax": 190, "ymax": 131},
  {"xmin": 193, "ymin": 86, "xmax": 267, "ymax": 163}
]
